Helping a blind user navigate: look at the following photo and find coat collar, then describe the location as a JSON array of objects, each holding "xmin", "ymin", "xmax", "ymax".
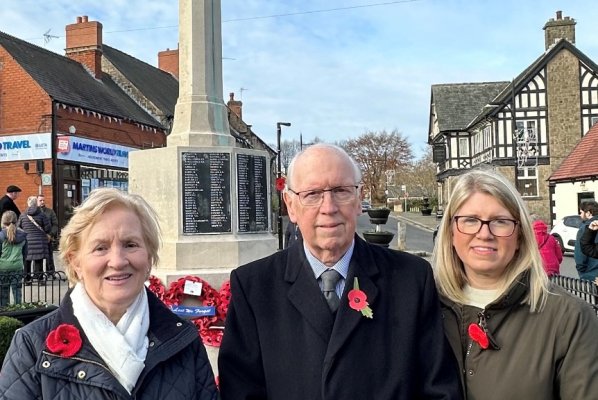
[{"xmin": 284, "ymin": 235, "xmax": 380, "ymax": 356}]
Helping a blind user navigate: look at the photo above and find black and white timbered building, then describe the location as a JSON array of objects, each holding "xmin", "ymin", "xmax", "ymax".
[{"xmin": 428, "ymin": 11, "xmax": 598, "ymax": 224}]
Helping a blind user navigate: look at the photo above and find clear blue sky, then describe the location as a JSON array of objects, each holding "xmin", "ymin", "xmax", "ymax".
[{"xmin": 3, "ymin": 1, "xmax": 598, "ymax": 157}]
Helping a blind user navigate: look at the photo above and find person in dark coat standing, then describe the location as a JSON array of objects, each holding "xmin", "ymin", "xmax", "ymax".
[
  {"xmin": 284, "ymin": 221, "xmax": 302, "ymax": 248},
  {"xmin": 16, "ymin": 195, "xmax": 50, "ymax": 282},
  {"xmin": 0, "ymin": 185, "xmax": 22, "ymax": 218},
  {"xmin": 37, "ymin": 194, "xmax": 59, "ymax": 273},
  {"xmin": 219, "ymin": 144, "xmax": 461, "ymax": 400},
  {"xmin": 0, "ymin": 188, "xmax": 218, "ymax": 400}
]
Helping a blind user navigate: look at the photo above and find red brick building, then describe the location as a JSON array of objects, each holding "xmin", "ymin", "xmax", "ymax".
[
  {"xmin": 0, "ymin": 16, "xmax": 167, "ymax": 227},
  {"xmin": 1, "ymin": 16, "xmax": 274, "ymax": 228}
]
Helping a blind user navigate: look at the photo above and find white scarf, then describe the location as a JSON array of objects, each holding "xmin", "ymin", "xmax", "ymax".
[{"xmin": 71, "ymin": 283, "xmax": 150, "ymax": 393}]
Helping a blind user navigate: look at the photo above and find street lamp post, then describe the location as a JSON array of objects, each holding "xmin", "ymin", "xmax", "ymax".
[{"xmin": 277, "ymin": 122, "xmax": 291, "ymax": 250}]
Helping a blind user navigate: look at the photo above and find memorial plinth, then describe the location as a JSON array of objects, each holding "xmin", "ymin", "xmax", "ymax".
[{"xmin": 129, "ymin": 146, "xmax": 276, "ymax": 289}]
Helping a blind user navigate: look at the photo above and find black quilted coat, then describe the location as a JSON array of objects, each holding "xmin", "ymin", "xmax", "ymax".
[
  {"xmin": 16, "ymin": 206, "xmax": 50, "ymax": 261},
  {"xmin": 0, "ymin": 288, "xmax": 218, "ymax": 400}
]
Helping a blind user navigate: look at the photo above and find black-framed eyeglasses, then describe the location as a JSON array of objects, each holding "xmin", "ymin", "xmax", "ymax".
[
  {"xmin": 287, "ymin": 185, "xmax": 360, "ymax": 207},
  {"xmin": 453, "ymin": 216, "xmax": 518, "ymax": 237}
]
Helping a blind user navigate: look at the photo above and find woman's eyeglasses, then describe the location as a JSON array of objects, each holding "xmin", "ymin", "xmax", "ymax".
[{"xmin": 453, "ymin": 216, "xmax": 518, "ymax": 237}]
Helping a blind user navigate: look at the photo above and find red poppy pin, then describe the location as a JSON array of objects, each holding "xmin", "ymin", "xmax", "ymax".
[
  {"xmin": 348, "ymin": 278, "xmax": 373, "ymax": 319},
  {"xmin": 46, "ymin": 324, "xmax": 82, "ymax": 357},
  {"xmin": 275, "ymin": 177, "xmax": 286, "ymax": 192},
  {"xmin": 468, "ymin": 323, "xmax": 489, "ymax": 349}
]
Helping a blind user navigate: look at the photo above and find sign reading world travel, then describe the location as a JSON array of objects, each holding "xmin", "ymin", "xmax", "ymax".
[
  {"xmin": 181, "ymin": 152, "xmax": 232, "ymax": 234},
  {"xmin": 237, "ymin": 153, "xmax": 269, "ymax": 233},
  {"xmin": 57, "ymin": 135, "xmax": 137, "ymax": 168}
]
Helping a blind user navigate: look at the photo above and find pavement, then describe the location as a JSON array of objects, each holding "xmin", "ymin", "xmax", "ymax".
[{"xmin": 393, "ymin": 211, "xmax": 440, "ymax": 232}]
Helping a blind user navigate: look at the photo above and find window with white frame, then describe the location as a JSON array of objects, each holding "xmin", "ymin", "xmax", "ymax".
[
  {"xmin": 483, "ymin": 126, "xmax": 491, "ymax": 149},
  {"xmin": 515, "ymin": 120, "xmax": 537, "ymax": 142},
  {"xmin": 516, "ymin": 167, "xmax": 538, "ymax": 197},
  {"xmin": 591, "ymin": 116, "xmax": 598, "ymax": 126},
  {"xmin": 459, "ymin": 137, "xmax": 469, "ymax": 157}
]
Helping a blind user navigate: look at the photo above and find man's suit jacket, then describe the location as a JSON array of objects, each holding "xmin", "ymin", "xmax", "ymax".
[{"xmin": 218, "ymin": 235, "xmax": 461, "ymax": 400}]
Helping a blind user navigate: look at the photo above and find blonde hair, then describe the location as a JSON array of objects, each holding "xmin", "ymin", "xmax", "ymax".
[
  {"xmin": 59, "ymin": 188, "xmax": 161, "ymax": 284},
  {"xmin": 432, "ymin": 168, "xmax": 549, "ymax": 312},
  {"xmin": 1, "ymin": 211, "xmax": 18, "ymax": 243}
]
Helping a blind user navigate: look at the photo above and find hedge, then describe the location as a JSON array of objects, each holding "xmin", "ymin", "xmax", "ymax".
[{"xmin": 0, "ymin": 316, "xmax": 23, "ymax": 367}]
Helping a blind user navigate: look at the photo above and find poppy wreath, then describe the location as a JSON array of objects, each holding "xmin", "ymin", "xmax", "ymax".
[{"xmin": 147, "ymin": 275, "xmax": 230, "ymax": 347}]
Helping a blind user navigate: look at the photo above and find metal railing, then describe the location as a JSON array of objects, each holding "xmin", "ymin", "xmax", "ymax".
[
  {"xmin": 550, "ymin": 274, "xmax": 598, "ymax": 315},
  {"xmin": 0, "ymin": 271, "xmax": 68, "ymax": 308}
]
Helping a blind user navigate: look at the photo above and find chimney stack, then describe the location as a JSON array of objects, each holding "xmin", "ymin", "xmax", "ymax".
[
  {"xmin": 65, "ymin": 16, "xmax": 103, "ymax": 79},
  {"xmin": 158, "ymin": 47, "xmax": 179, "ymax": 79},
  {"xmin": 227, "ymin": 92, "xmax": 242, "ymax": 120},
  {"xmin": 543, "ymin": 10, "xmax": 576, "ymax": 50}
]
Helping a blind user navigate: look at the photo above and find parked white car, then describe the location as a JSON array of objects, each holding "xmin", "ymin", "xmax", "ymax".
[{"xmin": 550, "ymin": 214, "xmax": 583, "ymax": 253}]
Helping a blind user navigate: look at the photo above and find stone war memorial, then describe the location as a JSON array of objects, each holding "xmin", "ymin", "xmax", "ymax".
[{"xmin": 128, "ymin": 0, "xmax": 277, "ymax": 369}]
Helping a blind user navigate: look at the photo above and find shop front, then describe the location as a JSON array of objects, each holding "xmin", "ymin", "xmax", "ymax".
[{"xmin": 56, "ymin": 135, "xmax": 136, "ymax": 227}]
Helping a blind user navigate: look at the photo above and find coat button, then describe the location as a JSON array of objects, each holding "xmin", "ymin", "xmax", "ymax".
[
  {"xmin": 42, "ymin": 361, "xmax": 50, "ymax": 368},
  {"xmin": 77, "ymin": 370, "xmax": 86, "ymax": 379},
  {"xmin": 468, "ymin": 369, "xmax": 474, "ymax": 376},
  {"xmin": 176, "ymin": 322, "xmax": 183, "ymax": 327},
  {"xmin": 149, "ymin": 341, "xmax": 155, "ymax": 347}
]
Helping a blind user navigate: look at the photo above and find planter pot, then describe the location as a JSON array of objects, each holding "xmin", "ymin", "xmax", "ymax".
[
  {"xmin": 363, "ymin": 231, "xmax": 395, "ymax": 247},
  {"xmin": 367, "ymin": 208, "xmax": 391, "ymax": 225},
  {"xmin": 0, "ymin": 305, "xmax": 58, "ymax": 325},
  {"xmin": 421, "ymin": 208, "xmax": 433, "ymax": 216}
]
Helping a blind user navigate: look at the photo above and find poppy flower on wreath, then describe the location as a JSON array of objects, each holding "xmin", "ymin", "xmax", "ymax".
[
  {"xmin": 348, "ymin": 277, "xmax": 373, "ymax": 319},
  {"xmin": 46, "ymin": 324, "xmax": 82, "ymax": 357},
  {"xmin": 275, "ymin": 177, "xmax": 286, "ymax": 192}
]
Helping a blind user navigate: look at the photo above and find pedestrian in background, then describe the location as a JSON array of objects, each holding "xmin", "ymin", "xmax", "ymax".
[
  {"xmin": 433, "ymin": 169, "xmax": 598, "ymax": 399},
  {"xmin": 37, "ymin": 194, "xmax": 59, "ymax": 274},
  {"xmin": 284, "ymin": 221, "xmax": 302, "ymax": 248},
  {"xmin": 17, "ymin": 195, "xmax": 50, "ymax": 284},
  {"xmin": 0, "ymin": 211, "xmax": 27, "ymax": 306},
  {"xmin": 0, "ymin": 185, "xmax": 22, "ymax": 218},
  {"xmin": 530, "ymin": 214, "xmax": 562, "ymax": 276},
  {"xmin": 574, "ymin": 201, "xmax": 598, "ymax": 282}
]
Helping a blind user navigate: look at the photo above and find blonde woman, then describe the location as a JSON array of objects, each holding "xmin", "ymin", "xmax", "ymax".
[{"xmin": 433, "ymin": 169, "xmax": 598, "ymax": 399}]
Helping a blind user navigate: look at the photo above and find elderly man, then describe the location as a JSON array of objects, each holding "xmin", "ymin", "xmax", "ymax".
[
  {"xmin": 0, "ymin": 185, "xmax": 22, "ymax": 218},
  {"xmin": 219, "ymin": 144, "xmax": 461, "ymax": 400}
]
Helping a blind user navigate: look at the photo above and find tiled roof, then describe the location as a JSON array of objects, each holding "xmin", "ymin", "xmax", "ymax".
[
  {"xmin": 0, "ymin": 30, "xmax": 161, "ymax": 128},
  {"xmin": 431, "ymin": 81, "xmax": 510, "ymax": 132},
  {"xmin": 549, "ymin": 123, "xmax": 598, "ymax": 182},
  {"xmin": 102, "ymin": 45, "xmax": 178, "ymax": 118}
]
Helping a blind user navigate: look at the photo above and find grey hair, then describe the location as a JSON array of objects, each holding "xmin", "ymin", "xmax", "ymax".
[
  {"xmin": 285, "ymin": 143, "xmax": 362, "ymax": 190},
  {"xmin": 26, "ymin": 196, "xmax": 37, "ymax": 207}
]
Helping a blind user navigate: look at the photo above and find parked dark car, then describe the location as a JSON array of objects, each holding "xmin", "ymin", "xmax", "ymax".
[
  {"xmin": 361, "ymin": 201, "xmax": 372, "ymax": 213},
  {"xmin": 432, "ymin": 225, "xmax": 439, "ymax": 243}
]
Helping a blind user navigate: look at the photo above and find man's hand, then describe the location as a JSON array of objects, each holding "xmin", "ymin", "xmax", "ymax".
[{"xmin": 589, "ymin": 221, "xmax": 598, "ymax": 231}]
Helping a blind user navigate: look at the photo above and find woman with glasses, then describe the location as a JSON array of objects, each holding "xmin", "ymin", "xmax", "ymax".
[{"xmin": 432, "ymin": 169, "xmax": 598, "ymax": 400}]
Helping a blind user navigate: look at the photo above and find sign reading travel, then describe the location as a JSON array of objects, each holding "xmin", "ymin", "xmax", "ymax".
[
  {"xmin": 0, "ymin": 133, "xmax": 51, "ymax": 162},
  {"xmin": 237, "ymin": 153, "xmax": 269, "ymax": 233},
  {"xmin": 181, "ymin": 152, "xmax": 232, "ymax": 234}
]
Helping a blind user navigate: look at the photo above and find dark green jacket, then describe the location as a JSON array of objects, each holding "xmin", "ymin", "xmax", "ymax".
[{"xmin": 440, "ymin": 273, "xmax": 598, "ymax": 400}]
